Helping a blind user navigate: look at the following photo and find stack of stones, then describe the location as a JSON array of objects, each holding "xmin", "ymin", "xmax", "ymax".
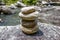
[{"xmin": 19, "ymin": 6, "xmax": 39, "ymax": 34}]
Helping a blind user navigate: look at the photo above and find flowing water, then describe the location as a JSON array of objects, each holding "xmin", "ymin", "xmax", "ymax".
[{"xmin": 0, "ymin": 8, "xmax": 21, "ymax": 26}]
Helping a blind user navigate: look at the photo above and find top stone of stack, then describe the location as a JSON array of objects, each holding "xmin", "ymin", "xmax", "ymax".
[
  {"xmin": 21, "ymin": 6, "xmax": 36, "ymax": 15},
  {"xmin": 19, "ymin": 6, "xmax": 39, "ymax": 20}
]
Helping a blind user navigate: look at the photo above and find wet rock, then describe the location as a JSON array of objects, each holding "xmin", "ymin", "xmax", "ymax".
[
  {"xmin": 38, "ymin": 6, "xmax": 60, "ymax": 26},
  {"xmin": 15, "ymin": 1, "xmax": 26, "ymax": 7},
  {"xmin": 42, "ymin": 1, "xmax": 48, "ymax": 4},
  {"xmin": 0, "ymin": 19, "xmax": 4, "ymax": 23},
  {"xmin": 9, "ymin": 4, "xmax": 17, "ymax": 9},
  {"xmin": 2, "ymin": 6, "xmax": 14, "ymax": 15}
]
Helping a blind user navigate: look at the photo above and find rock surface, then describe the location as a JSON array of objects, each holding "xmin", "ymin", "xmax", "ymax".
[
  {"xmin": 0, "ymin": 22, "xmax": 60, "ymax": 40},
  {"xmin": 38, "ymin": 6, "xmax": 60, "ymax": 26}
]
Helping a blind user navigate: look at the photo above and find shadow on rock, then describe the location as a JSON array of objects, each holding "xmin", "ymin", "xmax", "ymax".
[{"xmin": 24, "ymin": 29, "xmax": 43, "ymax": 36}]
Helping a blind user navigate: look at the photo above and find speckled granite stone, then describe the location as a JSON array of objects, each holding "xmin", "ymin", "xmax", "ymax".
[{"xmin": 0, "ymin": 22, "xmax": 60, "ymax": 40}]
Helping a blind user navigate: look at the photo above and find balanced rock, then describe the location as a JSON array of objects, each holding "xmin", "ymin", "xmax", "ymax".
[{"xmin": 19, "ymin": 6, "xmax": 39, "ymax": 34}]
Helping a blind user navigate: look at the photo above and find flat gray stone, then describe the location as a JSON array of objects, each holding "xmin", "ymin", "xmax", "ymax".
[
  {"xmin": 0, "ymin": 22, "xmax": 60, "ymax": 40},
  {"xmin": 38, "ymin": 6, "xmax": 60, "ymax": 26}
]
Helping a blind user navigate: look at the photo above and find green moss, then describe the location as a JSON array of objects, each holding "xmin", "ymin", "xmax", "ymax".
[
  {"xmin": 22, "ymin": 0, "xmax": 37, "ymax": 6},
  {"xmin": 3, "ymin": 0, "xmax": 18, "ymax": 5}
]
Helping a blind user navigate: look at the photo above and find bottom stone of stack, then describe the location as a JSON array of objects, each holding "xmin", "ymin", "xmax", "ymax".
[{"xmin": 20, "ymin": 25, "xmax": 39, "ymax": 34}]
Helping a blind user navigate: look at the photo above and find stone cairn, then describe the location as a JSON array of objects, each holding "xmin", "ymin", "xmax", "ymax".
[{"xmin": 19, "ymin": 6, "xmax": 39, "ymax": 34}]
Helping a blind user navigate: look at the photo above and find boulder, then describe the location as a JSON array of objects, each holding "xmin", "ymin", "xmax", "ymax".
[
  {"xmin": 15, "ymin": 1, "xmax": 26, "ymax": 7},
  {"xmin": 9, "ymin": 4, "xmax": 17, "ymax": 9},
  {"xmin": 2, "ymin": 6, "xmax": 13, "ymax": 15},
  {"xmin": 38, "ymin": 6, "xmax": 60, "ymax": 26},
  {"xmin": 42, "ymin": 1, "xmax": 48, "ymax": 4}
]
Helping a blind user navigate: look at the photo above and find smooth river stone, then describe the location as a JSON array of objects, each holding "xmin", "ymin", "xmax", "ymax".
[
  {"xmin": 21, "ymin": 6, "xmax": 35, "ymax": 15},
  {"xmin": 20, "ymin": 25, "xmax": 38, "ymax": 34},
  {"xmin": 19, "ymin": 11, "xmax": 39, "ymax": 20},
  {"xmin": 22, "ymin": 20, "xmax": 37, "ymax": 28}
]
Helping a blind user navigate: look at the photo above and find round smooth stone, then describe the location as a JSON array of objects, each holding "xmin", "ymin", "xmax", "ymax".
[
  {"xmin": 19, "ymin": 11, "xmax": 39, "ymax": 20},
  {"xmin": 22, "ymin": 9, "xmax": 35, "ymax": 15},
  {"xmin": 20, "ymin": 25, "xmax": 38, "ymax": 34},
  {"xmin": 22, "ymin": 20, "xmax": 37, "ymax": 28},
  {"xmin": 21, "ymin": 6, "xmax": 35, "ymax": 15}
]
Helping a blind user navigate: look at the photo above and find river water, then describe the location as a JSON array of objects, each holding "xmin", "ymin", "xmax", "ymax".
[{"xmin": 0, "ymin": 8, "xmax": 21, "ymax": 26}]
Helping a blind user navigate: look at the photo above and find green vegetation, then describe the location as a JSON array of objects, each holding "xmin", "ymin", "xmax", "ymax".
[
  {"xmin": 22, "ymin": 0, "xmax": 37, "ymax": 5},
  {"xmin": 1, "ymin": 0, "xmax": 37, "ymax": 5},
  {"xmin": 3, "ymin": 0, "xmax": 18, "ymax": 5}
]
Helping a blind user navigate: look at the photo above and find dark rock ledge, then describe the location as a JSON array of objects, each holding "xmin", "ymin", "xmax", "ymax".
[{"xmin": 0, "ymin": 22, "xmax": 60, "ymax": 40}]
